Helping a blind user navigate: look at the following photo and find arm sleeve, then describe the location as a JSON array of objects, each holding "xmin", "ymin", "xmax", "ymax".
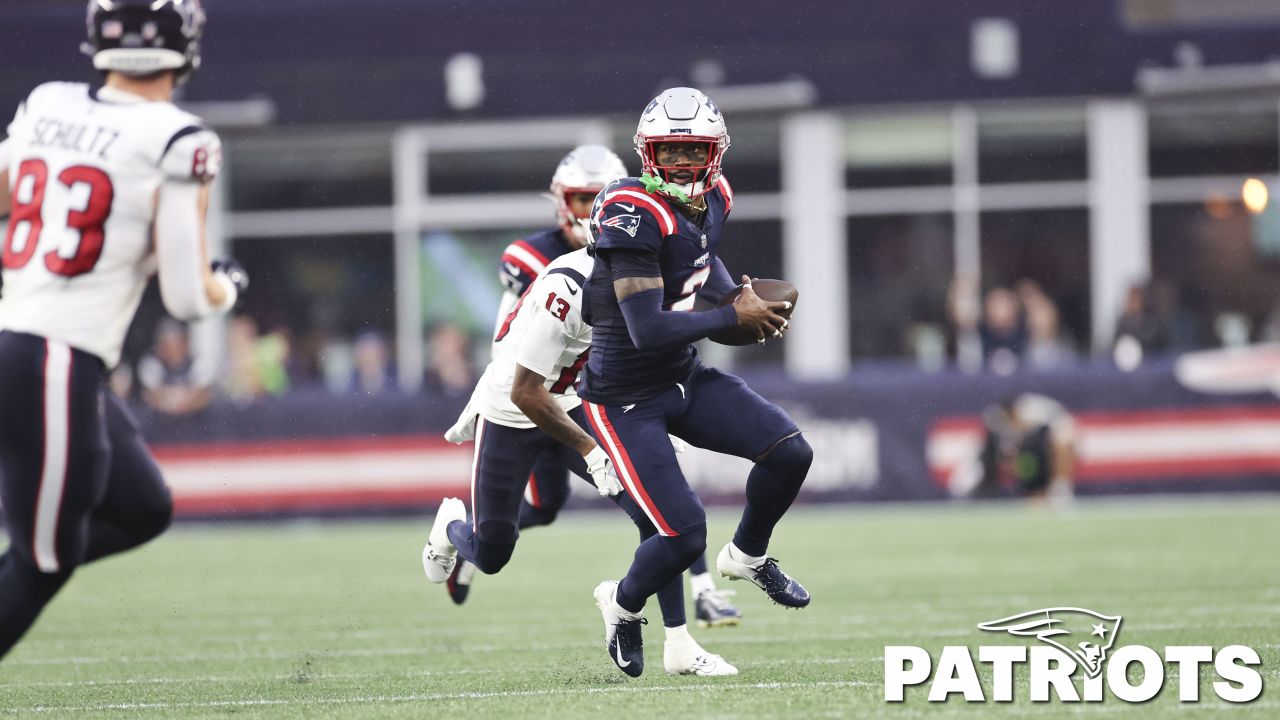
[
  {"xmin": 697, "ymin": 256, "xmax": 737, "ymax": 304},
  {"xmin": 608, "ymin": 249, "xmax": 738, "ymax": 350},
  {"xmin": 154, "ymin": 181, "xmax": 234, "ymax": 321}
]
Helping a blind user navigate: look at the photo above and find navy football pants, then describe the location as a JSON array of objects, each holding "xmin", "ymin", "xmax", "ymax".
[
  {"xmin": 581, "ymin": 363, "xmax": 808, "ymax": 613},
  {"xmin": 0, "ymin": 332, "xmax": 173, "ymax": 660},
  {"xmin": 445, "ymin": 406, "xmax": 691, "ymax": 626}
]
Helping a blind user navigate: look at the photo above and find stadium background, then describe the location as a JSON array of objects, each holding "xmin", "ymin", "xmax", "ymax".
[
  {"xmin": 2, "ymin": 2, "xmax": 1280, "ymax": 717},
  {"xmin": 3, "ymin": 0, "xmax": 1279, "ymax": 515}
]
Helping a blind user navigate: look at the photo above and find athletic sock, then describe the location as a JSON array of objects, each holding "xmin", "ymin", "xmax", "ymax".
[
  {"xmin": 727, "ymin": 543, "xmax": 766, "ymax": 569},
  {"xmin": 689, "ymin": 571, "xmax": 716, "ymax": 598}
]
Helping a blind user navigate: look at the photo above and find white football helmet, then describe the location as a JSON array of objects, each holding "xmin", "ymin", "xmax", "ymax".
[
  {"xmin": 548, "ymin": 145, "xmax": 627, "ymax": 245},
  {"xmin": 634, "ymin": 87, "xmax": 730, "ymax": 202}
]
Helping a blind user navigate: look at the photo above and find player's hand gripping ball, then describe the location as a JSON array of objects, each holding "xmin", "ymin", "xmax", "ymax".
[{"xmin": 710, "ymin": 278, "xmax": 798, "ymax": 346}]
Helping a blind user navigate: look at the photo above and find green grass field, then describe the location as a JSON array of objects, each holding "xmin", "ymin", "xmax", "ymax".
[{"xmin": 1, "ymin": 497, "xmax": 1278, "ymax": 718}]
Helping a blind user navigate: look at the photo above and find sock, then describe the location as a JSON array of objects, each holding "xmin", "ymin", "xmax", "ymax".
[
  {"xmin": 664, "ymin": 623, "xmax": 693, "ymax": 644},
  {"xmin": 728, "ymin": 543, "xmax": 765, "ymax": 568},
  {"xmin": 610, "ymin": 584, "xmax": 642, "ymax": 621},
  {"xmin": 689, "ymin": 571, "xmax": 715, "ymax": 598}
]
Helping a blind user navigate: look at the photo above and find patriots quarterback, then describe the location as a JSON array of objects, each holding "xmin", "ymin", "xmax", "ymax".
[
  {"xmin": 580, "ymin": 88, "xmax": 813, "ymax": 677},
  {"xmin": 0, "ymin": 0, "xmax": 246, "ymax": 660},
  {"xmin": 444, "ymin": 147, "xmax": 743, "ymax": 631}
]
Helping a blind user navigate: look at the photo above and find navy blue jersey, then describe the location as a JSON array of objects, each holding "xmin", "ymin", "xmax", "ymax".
[
  {"xmin": 580, "ymin": 176, "xmax": 736, "ymax": 405},
  {"xmin": 498, "ymin": 228, "xmax": 574, "ymax": 296}
]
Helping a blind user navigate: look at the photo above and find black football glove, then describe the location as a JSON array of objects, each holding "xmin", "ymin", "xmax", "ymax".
[{"xmin": 211, "ymin": 258, "xmax": 249, "ymax": 296}]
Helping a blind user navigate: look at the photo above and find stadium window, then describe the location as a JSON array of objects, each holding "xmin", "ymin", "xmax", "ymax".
[
  {"xmin": 977, "ymin": 104, "xmax": 1088, "ymax": 183},
  {"xmin": 426, "ymin": 146, "xmax": 571, "ymax": 196},
  {"xmin": 718, "ymin": 219, "xmax": 785, "ymax": 368},
  {"xmin": 225, "ymin": 129, "xmax": 393, "ymax": 210},
  {"xmin": 230, "ymin": 234, "xmax": 397, "ymax": 390},
  {"xmin": 845, "ymin": 214, "xmax": 954, "ymax": 361},
  {"xmin": 1150, "ymin": 203, "xmax": 1280, "ymax": 349},
  {"xmin": 1148, "ymin": 101, "xmax": 1279, "ymax": 178},
  {"xmin": 978, "ymin": 208, "xmax": 1090, "ymax": 360},
  {"xmin": 845, "ymin": 113, "xmax": 954, "ymax": 188}
]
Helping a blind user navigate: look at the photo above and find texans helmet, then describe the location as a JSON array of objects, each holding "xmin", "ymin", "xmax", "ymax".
[
  {"xmin": 82, "ymin": 0, "xmax": 207, "ymax": 84},
  {"xmin": 548, "ymin": 145, "xmax": 627, "ymax": 246},
  {"xmin": 634, "ymin": 87, "xmax": 730, "ymax": 201}
]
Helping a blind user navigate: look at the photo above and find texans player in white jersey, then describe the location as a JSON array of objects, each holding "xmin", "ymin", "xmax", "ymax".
[
  {"xmin": 423, "ymin": 246, "xmax": 736, "ymax": 676},
  {"xmin": 444, "ymin": 148, "xmax": 744, "ymax": 630},
  {"xmin": 0, "ymin": 0, "xmax": 245, "ymax": 660}
]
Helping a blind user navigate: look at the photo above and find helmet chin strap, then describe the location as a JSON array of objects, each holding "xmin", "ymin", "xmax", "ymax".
[{"xmin": 639, "ymin": 173, "xmax": 693, "ymax": 204}]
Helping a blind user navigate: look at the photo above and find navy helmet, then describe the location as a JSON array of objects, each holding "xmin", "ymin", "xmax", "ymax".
[{"xmin": 81, "ymin": 0, "xmax": 206, "ymax": 84}]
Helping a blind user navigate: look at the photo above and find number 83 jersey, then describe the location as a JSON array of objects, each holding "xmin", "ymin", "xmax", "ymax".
[
  {"xmin": 0, "ymin": 82, "xmax": 220, "ymax": 367},
  {"xmin": 471, "ymin": 248, "xmax": 596, "ymax": 429}
]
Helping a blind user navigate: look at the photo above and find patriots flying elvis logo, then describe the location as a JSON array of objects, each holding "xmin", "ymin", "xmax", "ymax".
[
  {"xmin": 601, "ymin": 213, "xmax": 642, "ymax": 238},
  {"xmin": 978, "ymin": 607, "xmax": 1121, "ymax": 678}
]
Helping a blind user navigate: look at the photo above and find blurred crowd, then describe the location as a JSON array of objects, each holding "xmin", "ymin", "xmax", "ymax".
[
  {"xmin": 114, "ymin": 317, "xmax": 477, "ymax": 416},
  {"xmin": 947, "ymin": 274, "xmax": 1280, "ymax": 376},
  {"xmin": 117, "ymin": 275, "xmax": 1280, "ymax": 416}
]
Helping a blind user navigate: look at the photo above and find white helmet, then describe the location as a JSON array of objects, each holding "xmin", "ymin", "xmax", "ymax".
[
  {"xmin": 548, "ymin": 145, "xmax": 627, "ymax": 245},
  {"xmin": 634, "ymin": 87, "xmax": 730, "ymax": 202}
]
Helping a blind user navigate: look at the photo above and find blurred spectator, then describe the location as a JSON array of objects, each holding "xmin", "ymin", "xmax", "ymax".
[
  {"xmin": 1017, "ymin": 280, "xmax": 1076, "ymax": 370},
  {"xmin": 1113, "ymin": 284, "xmax": 1169, "ymax": 354},
  {"xmin": 979, "ymin": 287, "xmax": 1027, "ymax": 375},
  {"xmin": 351, "ymin": 331, "xmax": 397, "ymax": 395},
  {"xmin": 109, "ymin": 364, "xmax": 135, "ymax": 401},
  {"xmin": 425, "ymin": 322, "xmax": 476, "ymax": 398},
  {"xmin": 137, "ymin": 320, "xmax": 215, "ymax": 416},
  {"xmin": 257, "ymin": 328, "xmax": 292, "ymax": 396}
]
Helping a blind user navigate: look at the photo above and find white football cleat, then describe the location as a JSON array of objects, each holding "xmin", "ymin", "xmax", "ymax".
[
  {"xmin": 422, "ymin": 498, "xmax": 467, "ymax": 584},
  {"xmin": 593, "ymin": 580, "xmax": 646, "ymax": 677},
  {"xmin": 664, "ymin": 635, "xmax": 738, "ymax": 677},
  {"xmin": 716, "ymin": 542, "xmax": 811, "ymax": 608}
]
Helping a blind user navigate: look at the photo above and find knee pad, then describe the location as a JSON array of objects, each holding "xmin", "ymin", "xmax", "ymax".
[
  {"xmin": 139, "ymin": 491, "xmax": 175, "ymax": 544},
  {"xmin": 662, "ymin": 525, "xmax": 707, "ymax": 567},
  {"xmin": 474, "ymin": 520, "xmax": 519, "ymax": 574},
  {"xmin": 760, "ymin": 433, "xmax": 814, "ymax": 475},
  {"xmin": 473, "ymin": 542, "xmax": 516, "ymax": 574}
]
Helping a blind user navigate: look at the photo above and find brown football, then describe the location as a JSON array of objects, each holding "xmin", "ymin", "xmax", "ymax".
[{"xmin": 708, "ymin": 279, "xmax": 799, "ymax": 346}]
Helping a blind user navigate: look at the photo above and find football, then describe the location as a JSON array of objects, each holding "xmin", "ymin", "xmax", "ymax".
[{"xmin": 708, "ymin": 279, "xmax": 799, "ymax": 346}]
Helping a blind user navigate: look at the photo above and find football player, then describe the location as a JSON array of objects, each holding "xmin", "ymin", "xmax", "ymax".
[
  {"xmin": 447, "ymin": 146, "xmax": 743, "ymax": 629},
  {"xmin": 0, "ymin": 0, "xmax": 246, "ymax": 660},
  {"xmin": 580, "ymin": 88, "xmax": 813, "ymax": 676},
  {"xmin": 424, "ymin": 244, "xmax": 736, "ymax": 676}
]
